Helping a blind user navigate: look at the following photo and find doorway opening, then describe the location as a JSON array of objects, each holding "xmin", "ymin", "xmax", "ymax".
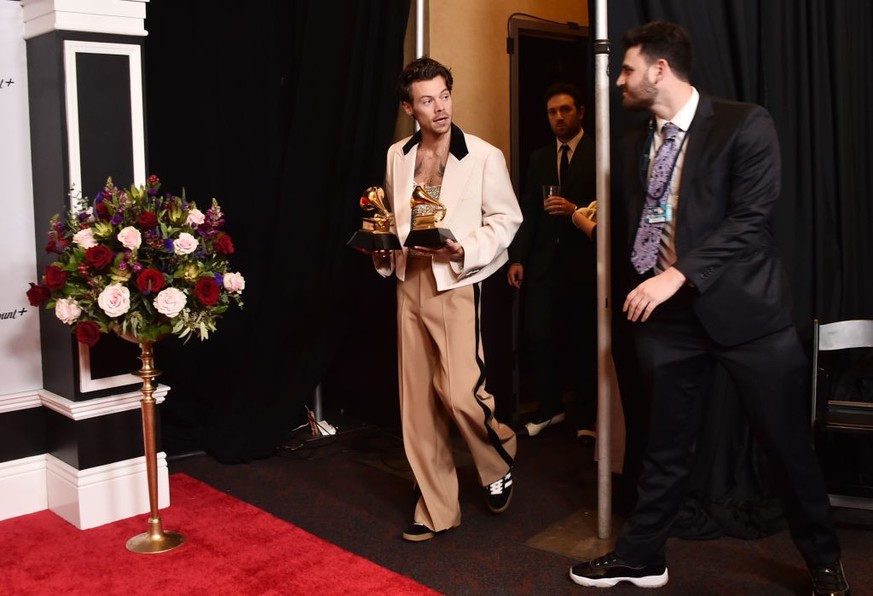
[{"xmin": 508, "ymin": 16, "xmax": 590, "ymax": 193}]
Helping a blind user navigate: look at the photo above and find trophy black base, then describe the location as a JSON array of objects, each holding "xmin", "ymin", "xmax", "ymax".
[
  {"xmin": 347, "ymin": 230, "xmax": 402, "ymax": 252},
  {"xmin": 404, "ymin": 227, "xmax": 457, "ymax": 248}
]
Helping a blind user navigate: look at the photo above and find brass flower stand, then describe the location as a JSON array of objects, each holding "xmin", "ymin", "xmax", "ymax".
[{"xmin": 125, "ymin": 340, "xmax": 186, "ymax": 553}]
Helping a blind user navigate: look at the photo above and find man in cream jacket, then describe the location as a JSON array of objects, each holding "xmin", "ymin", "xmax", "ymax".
[{"xmin": 373, "ymin": 57, "xmax": 522, "ymax": 542}]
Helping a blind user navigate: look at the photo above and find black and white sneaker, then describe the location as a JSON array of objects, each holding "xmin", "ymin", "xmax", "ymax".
[
  {"xmin": 569, "ymin": 552, "xmax": 668, "ymax": 588},
  {"xmin": 486, "ymin": 470, "xmax": 513, "ymax": 513},
  {"xmin": 401, "ymin": 523, "xmax": 435, "ymax": 542},
  {"xmin": 809, "ymin": 560, "xmax": 851, "ymax": 595}
]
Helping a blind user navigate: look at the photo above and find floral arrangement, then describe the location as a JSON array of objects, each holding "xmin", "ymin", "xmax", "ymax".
[{"xmin": 26, "ymin": 175, "xmax": 244, "ymax": 347}]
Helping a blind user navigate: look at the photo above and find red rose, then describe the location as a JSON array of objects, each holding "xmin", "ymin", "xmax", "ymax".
[
  {"xmin": 75, "ymin": 321, "xmax": 101, "ymax": 347},
  {"xmin": 44, "ymin": 265, "xmax": 68, "ymax": 291},
  {"xmin": 194, "ymin": 276, "xmax": 220, "ymax": 306},
  {"xmin": 138, "ymin": 211, "xmax": 158, "ymax": 228},
  {"xmin": 95, "ymin": 201, "xmax": 111, "ymax": 221},
  {"xmin": 27, "ymin": 283, "xmax": 51, "ymax": 306},
  {"xmin": 85, "ymin": 245, "xmax": 114, "ymax": 270},
  {"xmin": 136, "ymin": 268, "xmax": 166, "ymax": 294},
  {"xmin": 46, "ymin": 236, "xmax": 69, "ymax": 254},
  {"xmin": 213, "ymin": 233, "xmax": 235, "ymax": 255}
]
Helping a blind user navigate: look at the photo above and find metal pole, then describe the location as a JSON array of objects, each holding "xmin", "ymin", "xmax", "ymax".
[
  {"xmin": 415, "ymin": 0, "xmax": 426, "ymax": 58},
  {"xmin": 414, "ymin": 0, "xmax": 426, "ymax": 133},
  {"xmin": 592, "ymin": 0, "xmax": 613, "ymax": 540},
  {"xmin": 314, "ymin": 382, "xmax": 324, "ymax": 423}
]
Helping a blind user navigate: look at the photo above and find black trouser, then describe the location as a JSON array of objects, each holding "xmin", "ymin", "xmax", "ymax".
[
  {"xmin": 615, "ymin": 289, "xmax": 840, "ymax": 567},
  {"xmin": 519, "ymin": 259, "xmax": 596, "ymax": 426}
]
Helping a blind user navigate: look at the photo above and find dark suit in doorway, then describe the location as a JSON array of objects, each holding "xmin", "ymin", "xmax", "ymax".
[{"xmin": 509, "ymin": 133, "xmax": 597, "ymax": 431}]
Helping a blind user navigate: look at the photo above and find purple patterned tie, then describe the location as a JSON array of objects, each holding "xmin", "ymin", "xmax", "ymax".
[{"xmin": 631, "ymin": 122, "xmax": 680, "ymax": 274}]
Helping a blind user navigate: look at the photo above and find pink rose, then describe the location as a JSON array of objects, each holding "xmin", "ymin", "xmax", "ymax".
[
  {"xmin": 73, "ymin": 228, "xmax": 97, "ymax": 249},
  {"xmin": 186, "ymin": 208, "xmax": 205, "ymax": 227},
  {"xmin": 173, "ymin": 232, "xmax": 199, "ymax": 255},
  {"xmin": 153, "ymin": 287, "xmax": 187, "ymax": 318},
  {"xmin": 54, "ymin": 298, "xmax": 82, "ymax": 324},
  {"xmin": 117, "ymin": 226, "xmax": 142, "ymax": 250},
  {"xmin": 97, "ymin": 283, "xmax": 131, "ymax": 317},
  {"xmin": 223, "ymin": 272, "xmax": 245, "ymax": 293}
]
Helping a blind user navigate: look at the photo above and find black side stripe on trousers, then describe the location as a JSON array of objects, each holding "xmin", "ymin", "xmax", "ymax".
[{"xmin": 471, "ymin": 283, "xmax": 514, "ymax": 469}]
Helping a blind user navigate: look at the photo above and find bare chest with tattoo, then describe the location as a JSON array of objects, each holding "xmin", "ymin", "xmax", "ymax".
[{"xmin": 414, "ymin": 147, "xmax": 447, "ymax": 187}]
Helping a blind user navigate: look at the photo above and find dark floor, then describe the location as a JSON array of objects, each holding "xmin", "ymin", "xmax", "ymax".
[{"xmin": 167, "ymin": 416, "xmax": 873, "ymax": 595}]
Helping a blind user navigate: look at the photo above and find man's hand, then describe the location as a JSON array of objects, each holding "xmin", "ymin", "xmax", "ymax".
[
  {"xmin": 544, "ymin": 195, "xmax": 577, "ymax": 217},
  {"xmin": 411, "ymin": 238, "xmax": 465, "ymax": 263},
  {"xmin": 623, "ymin": 267, "xmax": 687, "ymax": 322},
  {"xmin": 507, "ymin": 263, "xmax": 524, "ymax": 288}
]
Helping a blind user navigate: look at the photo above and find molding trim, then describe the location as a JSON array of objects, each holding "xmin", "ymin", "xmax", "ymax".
[
  {"xmin": 21, "ymin": 0, "xmax": 150, "ymax": 40},
  {"xmin": 0, "ymin": 390, "xmax": 42, "ymax": 415},
  {"xmin": 0, "ymin": 454, "xmax": 48, "ymax": 520},
  {"xmin": 63, "ymin": 39, "xmax": 147, "ymax": 217},
  {"xmin": 39, "ymin": 386, "xmax": 167, "ymax": 421},
  {"xmin": 1, "ymin": 451, "xmax": 170, "ymax": 528},
  {"xmin": 77, "ymin": 338, "xmax": 142, "ymax": 393},
  {"xmin": 46, "ymin": 452, "xmax": 169, "ymax": 529}
]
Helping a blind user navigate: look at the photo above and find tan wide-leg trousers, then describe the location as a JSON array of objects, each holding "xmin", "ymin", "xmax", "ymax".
[{"xmin": 397, "ymin": 256, "xmax": 517, "ymax": 532}]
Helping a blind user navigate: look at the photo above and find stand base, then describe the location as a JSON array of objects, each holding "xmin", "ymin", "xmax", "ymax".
[
  {"xmin": 347, "ymin": 230, "xmax": 401, "ymax": 252},
  {"xmin": 404, "ymin": 227, "xmax": 456, "ymax": 247},
  {"xmin": 126, "ymin": 529, "xmax": 186, "ymax": 554}
]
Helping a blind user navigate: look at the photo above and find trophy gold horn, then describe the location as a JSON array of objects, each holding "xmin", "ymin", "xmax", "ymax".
[
  {"xmin": 346, "ymin": 185, "xmax": 401, "ymax": 252},
  {"xmin": 410, "ymin": 185, "xmax": 446, "ymax": 229},
  {"xmin": 361, "ymin": 186, "xmax": 389, "ymax": 215},
  {"xmin": 404, "ymin": 185, "xmax": 456, "ymax": 247}
]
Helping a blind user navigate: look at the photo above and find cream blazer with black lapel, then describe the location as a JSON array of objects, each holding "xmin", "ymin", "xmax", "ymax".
[{"xmin": 377, "ymin": 125, "xmax": 522, "ymax": 291}]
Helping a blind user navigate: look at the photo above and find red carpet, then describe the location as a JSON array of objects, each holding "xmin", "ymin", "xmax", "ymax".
[{"xmin": 0, "ymin": 473, "xmax": 439, "ymax": 595}]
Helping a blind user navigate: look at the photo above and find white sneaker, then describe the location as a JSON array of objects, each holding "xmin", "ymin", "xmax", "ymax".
[{"xmin": 524, "ymin": 412, "xmax": 566, "ymax": 437}]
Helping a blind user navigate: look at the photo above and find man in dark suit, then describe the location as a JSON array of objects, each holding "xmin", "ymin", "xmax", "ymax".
[
  {"xmin": 569, "ymin": 22, "xmax": 850, "ymax": 596},
  {"xmin": 507, "ymin": 83, "xmax": 597, "ymax": 438}
]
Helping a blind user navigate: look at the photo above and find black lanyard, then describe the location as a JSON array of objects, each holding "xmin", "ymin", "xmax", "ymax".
[{"xmin": 637, "ymin": 122, "xmax": 688, "ymax": 202}]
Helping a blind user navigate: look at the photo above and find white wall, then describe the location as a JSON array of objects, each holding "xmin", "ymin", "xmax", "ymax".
[{"xmin": 0, "ymin": 0, "xmax": 42, "ymax": 398}]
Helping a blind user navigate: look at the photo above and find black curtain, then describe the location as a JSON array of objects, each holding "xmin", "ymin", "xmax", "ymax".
[
  {"xmin": 596, "ymin": 0, "xmax": 873, "ymax": 537},
  {"xmin": 144, "ymin": 1, "xmax": 410, "ymax": 462}
]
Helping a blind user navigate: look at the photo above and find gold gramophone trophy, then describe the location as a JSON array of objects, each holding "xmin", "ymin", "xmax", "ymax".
[
  {"xmin": 347, "ymin": 186, "xmax": 402, "ymax": 252},
  {"xmin": 403, "ymin": 185, "xmax": 457, "ymax": 247}
]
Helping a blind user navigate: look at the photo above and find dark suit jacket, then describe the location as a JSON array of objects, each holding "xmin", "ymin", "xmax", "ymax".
[
  {"xmin": 510, "ymin": 134, "xmax": 596, "ymax": 280},
  {"xmin": 614, "ymin": 94, "xmax": 792, "ymax": 346}
]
